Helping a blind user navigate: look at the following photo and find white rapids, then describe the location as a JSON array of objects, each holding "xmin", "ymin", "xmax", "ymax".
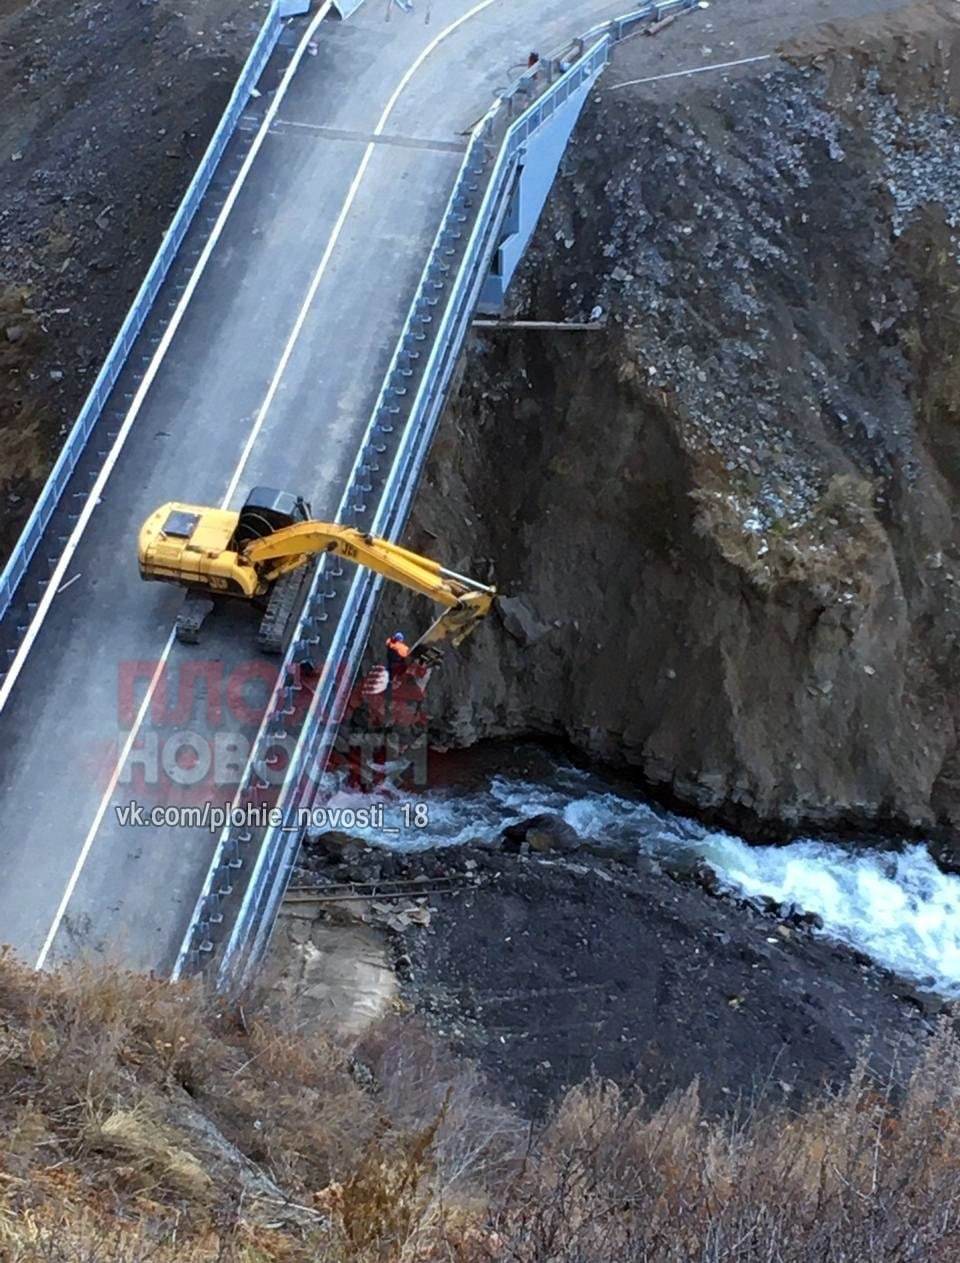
[{"xmin": 320, "ymin": 761, "xmax": 960, "ymax": 998}]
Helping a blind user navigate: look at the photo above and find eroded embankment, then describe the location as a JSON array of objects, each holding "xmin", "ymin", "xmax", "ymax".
[{"xmin": 375, "ymin": 0, "xmax": 960, "ymax": 847}]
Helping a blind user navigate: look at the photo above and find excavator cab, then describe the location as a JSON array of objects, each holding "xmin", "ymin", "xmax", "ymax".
[{"xmin": 230, "ymin": 487, "xmax": 311, "ymax": 550}]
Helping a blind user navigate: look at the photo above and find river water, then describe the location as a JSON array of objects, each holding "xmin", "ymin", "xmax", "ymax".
[{"xmin": 321, "ymin": 747, "xmax": 960, "ymax": 999}]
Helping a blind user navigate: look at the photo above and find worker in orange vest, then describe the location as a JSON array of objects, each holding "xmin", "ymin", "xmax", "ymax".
[{"xmin": 386, "ymin": 631, "xmax": 411, "ymax": 676}]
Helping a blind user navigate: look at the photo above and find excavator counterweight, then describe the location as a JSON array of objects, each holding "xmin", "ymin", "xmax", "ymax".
[{"xmin": 138, "ymin": 485, "xmax": 495, "ymax": 656}]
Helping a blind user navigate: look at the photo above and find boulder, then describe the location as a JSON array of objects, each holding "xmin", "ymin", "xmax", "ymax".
[
  {"xmin": 501, "ymin": 812, "xmax": 581, "ymax": 854},
  {"xmin": 496, "ymin": 596, "xmax": 551, "ymax": 647},
  {"xmin": 310, "ymin": 831, "xmax": 366, "ymax": 863},
  {"xmin": 690, "ymin": 860, "xmax": 721, "ymax": 897}
]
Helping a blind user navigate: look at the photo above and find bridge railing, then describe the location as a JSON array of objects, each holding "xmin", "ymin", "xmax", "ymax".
[
  {"xmin": 0, "ymin": 0, "xmax": 310, "ymax": 632},
  {"xmin": 173, "ymin": 40, "xmax": 614, "ymax": 985},
  {"xmin": 171, "ymin": 98, "xmax": 497, "ymax": 982},
  {"xmin": 176, "ymin": 0, "xmax": 705, "ymax": 987}
]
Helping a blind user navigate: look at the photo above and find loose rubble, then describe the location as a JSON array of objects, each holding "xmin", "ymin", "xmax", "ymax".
[{"xmin": 282, "ymin": 824, "xmax": 949, "ymax": 1117}]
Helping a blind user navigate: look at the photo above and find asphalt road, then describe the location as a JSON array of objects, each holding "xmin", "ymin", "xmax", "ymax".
[
  {"xmin": 0, "ymin": 0, "xmax": 909, "ymax": 976},
  {"xmin": 0, "ymin": 0, "xmax": 650, "ymax": 975}
]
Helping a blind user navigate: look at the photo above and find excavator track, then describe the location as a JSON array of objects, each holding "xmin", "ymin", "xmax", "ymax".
[
  {"xmin": 175, "ymin": 592, "xmax": 214, "ymax": 645},
  {"xmin": 257, "ymin": 569, "xmax": 306, "ymax": 655}
]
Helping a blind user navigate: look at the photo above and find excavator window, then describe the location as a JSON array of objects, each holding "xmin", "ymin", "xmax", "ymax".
[{"xmin": 231, "ymin": 486, "xmax": 310, "ymax": 549}]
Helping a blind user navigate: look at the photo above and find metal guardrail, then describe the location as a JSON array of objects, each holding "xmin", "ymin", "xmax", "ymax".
[
  {"xmin": 0, "ymin": 0, "xmax": 309, "ymax": 633},
  {"xmin": 171, "ymin": 111, "xmax": 495, "ymax": 982},
  {"xmin": 176, "ymin": 0, "xmax": 705, "ymax": 986},
  {"xmin": 489, "ymin": 0, "xmax": 698, "ymax": 121},
  {"xmin": 174, "ymin": 42, "xmax": 613, "ymax": 985},
  {"xmin": 582, "ymin": 0, "xmax": 699, "ymax": 43}
]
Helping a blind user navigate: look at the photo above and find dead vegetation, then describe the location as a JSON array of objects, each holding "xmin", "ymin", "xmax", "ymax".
[
  {"xmin": 691, "ymin": 466, "xmax": 886, "ymax": 599},
  {"xmin": 0, "ymin": 951, "xmax": 958, "ymax": 1260}
]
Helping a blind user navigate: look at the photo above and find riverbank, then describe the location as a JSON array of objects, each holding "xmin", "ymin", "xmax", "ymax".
[{"xmin": 272, "ymin": 752, "xmax": 956, "ymax": 1119}]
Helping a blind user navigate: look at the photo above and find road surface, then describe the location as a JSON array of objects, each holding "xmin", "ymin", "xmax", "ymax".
[{"xmin": 0, "ymin": 0, "xmax": 655, "ymax": 974}]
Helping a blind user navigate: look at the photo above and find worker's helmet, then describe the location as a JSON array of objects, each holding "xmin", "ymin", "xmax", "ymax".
[{"xmin": 392, "ymin": 631, "xmax": 405, "ymax": 642}]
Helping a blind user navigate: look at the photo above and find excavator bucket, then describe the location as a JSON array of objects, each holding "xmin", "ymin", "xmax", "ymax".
[{"xmin": 411, "ymin": 592, "xmax": 495, "ymax": 658}]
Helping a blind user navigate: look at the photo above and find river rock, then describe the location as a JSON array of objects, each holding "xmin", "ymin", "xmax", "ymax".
[
  {"xmin": 309, "ymin": 831, "xmax": 367, "ymax": 864},
  {"xmin": 690, "ymin": 860, "xmax": 721, "ymax": 896},
  {"xmin": 501, "ymin": 813, "xmax": 581, "ymax": 854},
  {"xmin": 581, "ymin": 836, "xmax": 633, "ymax": 860},
  {"xmin": 896, "ymin": 986, "xmax": 945, "ymax": 1018}
]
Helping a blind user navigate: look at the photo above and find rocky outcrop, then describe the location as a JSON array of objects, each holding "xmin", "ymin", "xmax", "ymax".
[{"xmin": 375, "ymin": 7, "xmax": 960, "ymax": 844}]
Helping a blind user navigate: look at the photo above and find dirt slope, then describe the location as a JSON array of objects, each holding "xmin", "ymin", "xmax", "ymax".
[
  {"xmin": 0, "ymin": 0, "xmax": 267, "ymax": 561},
  {"xmin": 376, "ymin": 0, "xmax": 960, "ymax": 845}
]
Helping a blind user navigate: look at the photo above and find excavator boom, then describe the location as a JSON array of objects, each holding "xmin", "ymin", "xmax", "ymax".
[
  {"xmin": 138, "ymin": 486, "xmax": 495, "ymax": 655},
  {"xmin": 244, "ymin": 521, "xmax": 495, "ymax": 656},
  {"xmin": 245, "ymin": 522, "xmax": 490, "ymax": 607}
]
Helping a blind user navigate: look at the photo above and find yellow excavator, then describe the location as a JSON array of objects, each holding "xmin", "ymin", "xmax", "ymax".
[{"xmin": 138, "ymin": 486, "xmax": 495, "ymax": 655}]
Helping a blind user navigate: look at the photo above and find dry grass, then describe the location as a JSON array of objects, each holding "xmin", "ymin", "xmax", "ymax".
[
  {"xmin": 1, "ymin": 952, "xmax": 959, "ymax": 1261},
  {"xmin": 455, "ymin": 1026, "xmax": 960, "ymax": 1261},
  {"xmin": 0, "ymin": 950, "xmax": 374, "ymax": 1260}
]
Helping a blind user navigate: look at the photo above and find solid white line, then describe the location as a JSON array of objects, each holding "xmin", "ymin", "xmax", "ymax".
[
  {"xmin": 33, "ymin": 637, "xmax": 175, "ymax": 969},
  {"xmin": 1, "ymin": 2, "xmax": 334, "ymax": 721},
  {"xmin": 36, "ymin": 0, "xmax": 503, "ymax": 972},
  {"xmin": 609, "ymin": 53, "xmax": 773, "ymax": 89},
  {"xmin": 31, "ymin": 4, "xmax": 334, "ymax": 972},
  {"xmin": 222, "ymin": 0, "xmax": 502, "ymax": 507}
]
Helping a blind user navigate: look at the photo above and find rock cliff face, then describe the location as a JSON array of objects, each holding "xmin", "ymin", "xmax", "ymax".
[{"xmin": 376, "ymin": 5, "xmax": 960, "ymax": 841}]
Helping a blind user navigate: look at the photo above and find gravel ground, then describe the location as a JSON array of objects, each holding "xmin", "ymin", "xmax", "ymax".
[{"xmin": 292, "ymin": 827, "xmax": 946, "ymax": 1119}]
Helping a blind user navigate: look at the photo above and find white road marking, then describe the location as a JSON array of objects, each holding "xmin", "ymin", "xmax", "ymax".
[
  {"xmin": 33, "ymin": 636, "xmax": 176, "ymax": 969},
  {"xmin": 222, "ymin": 0, "xmax": 503, "ymax": 508},
  {"xmin": 608, "ymin": 53, "xmax": 773, "ymax": 90},
  {"xmin": 30, "ymin": 4, "xmax": 335, "ymax": 971},
  {"xmin": 0, "ymin": 2, "xmax": 334, "ymax": 720},
  {"xmin": 35, "ymin": 0, "xmax": 503, "ymax": 971}
]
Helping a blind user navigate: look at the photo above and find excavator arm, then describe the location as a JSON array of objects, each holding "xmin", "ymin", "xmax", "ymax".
[
  {"xmin": 138, "ymin": 490, "xmax": 496, "ymax": 655},
  {"xmin": 243, "ymin": 520, "xmax": 495, "ymax": 652}
]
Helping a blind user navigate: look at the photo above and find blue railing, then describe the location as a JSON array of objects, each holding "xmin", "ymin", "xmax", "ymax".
[
  {"xmin": 176, "ymin": 0, "xmax": 704, "ymax": 985},
  {"xmin": 0, "ymin": 0, "xmax": 311, "ymax": 631},
  {"xmin": 174, "ymin": 42, "xmax": 615, "ymax": 985}
]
